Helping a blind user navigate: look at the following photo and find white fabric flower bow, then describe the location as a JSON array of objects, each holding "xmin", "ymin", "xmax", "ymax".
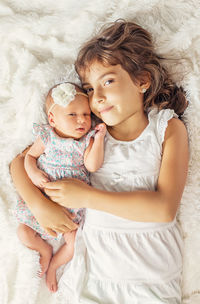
[
  {"xmin": 51, "ymin": 83, "xmax": 77, "ymax": 107},
  {"xmin": 47, "ymin": 83, "xmax": 88, "ymax": 115}
]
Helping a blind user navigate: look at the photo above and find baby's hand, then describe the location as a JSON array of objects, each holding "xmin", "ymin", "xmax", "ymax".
[
  {"xmin": 94, "ymin": 123, "xmax": 107, "ymax": 139},
  {"xmin": 29, "ymin": 169, "xmax": 50, "ymax": 189}
]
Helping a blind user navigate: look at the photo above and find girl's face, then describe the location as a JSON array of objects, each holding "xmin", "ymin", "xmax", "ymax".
[
  {"xmin": 81, "ymin": 61, "xmax": 146, "ymax": 127},
  {"xmin": 48, "ymin": 95, "xmax": 91, "ymax": 139}
]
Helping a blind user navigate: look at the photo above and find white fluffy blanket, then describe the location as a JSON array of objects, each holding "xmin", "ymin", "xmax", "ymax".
[{"xmin": 0, "ymin": 0, "xmax": 200, "ymax": 303}]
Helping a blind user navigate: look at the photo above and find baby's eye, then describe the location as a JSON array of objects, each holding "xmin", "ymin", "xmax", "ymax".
[
  {"xmin": 68, "ymin": 113, "xmax": 77, "ymax": 116},
  {"xmin": 104, "ymin": 79, "xmax": 113, "ymax": 86},
  {"xmin": 84, "ymin": 113, "xmax": 91, "ymax": 117}
]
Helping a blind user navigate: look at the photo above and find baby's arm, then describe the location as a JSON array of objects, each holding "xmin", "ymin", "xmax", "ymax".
[
  {"xmin": 25, "ymin": 137, "xmax": 49, "ymax": 188},
  {"xmin": 84, "ymin": 123, "xmax": 106, "ymax": 172}
]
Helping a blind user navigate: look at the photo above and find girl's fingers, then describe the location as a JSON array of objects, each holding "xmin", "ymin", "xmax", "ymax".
[
  {"xmin": 47, "ymin": 196, "xmax": 61, "ymax": 204},
  {"xmin": 62, "ymin": 211, "xmax": 79, "ymax": 229},
  {"xmin": 63, "ymin": 222, "xmax": 78, "ymax": 231},
  {"xmin": 60, "ymin": 224, "xmax": 78, "ymax": 232},
  {"xmin": 44, "ymin": 188, "xmax": 60, "ymax": 197},
  {"xmin": 62, "ymin": 207, "xmax": 75, "ymax": 218},
  {"xmin": 44, "ymin": 181, "xmax": 63, "ymax": 189},
  {"xmin": 52, "ymin": 228, "xmax": 65, "ymax": 234},
  {"xmin": 52, "ymin": 198, "xmax": 60, "ymax": 204},
  {"xmin": 45, "ymin": 228, "xmax": 57, "ymax": 237},
  {"xmin": 63, "ymin": 212, "xmax": 79, "ymax": 229}
]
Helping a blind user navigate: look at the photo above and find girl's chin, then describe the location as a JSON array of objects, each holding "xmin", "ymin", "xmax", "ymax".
[
  {"xmin": 93, "ymin": 112, "xmax": 120, "ymax": 127},
  {"xmin": 100, "ymin": 118, "xmax": 120, "ymax": 127}
]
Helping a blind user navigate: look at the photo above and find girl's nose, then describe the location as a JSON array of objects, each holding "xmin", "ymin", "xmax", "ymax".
[{"xmin": 93, "ymin": 89, "xmax": 105, "ymax": 104}]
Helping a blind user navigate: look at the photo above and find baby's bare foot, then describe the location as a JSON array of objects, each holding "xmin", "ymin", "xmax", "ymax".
[
  {"xmin": 39, "ymin": 243, "xmax": 53, "ymax": 277},
  {"xmin": 46, "ymin": 263, "xmax": 58, "ymax": 292}
]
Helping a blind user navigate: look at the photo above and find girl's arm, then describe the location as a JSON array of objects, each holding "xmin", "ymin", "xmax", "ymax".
[
  {"xmin": 44, "ymin": 118, "xmax": 188, "ymax": 223},
  {"xmin": 84, "ymin": 123, "xmax": 106, "ymax": 172},
  {"xmin": 10, "ymin": 148, "xmax": 78, "ymax": 235},
  {"xmin": 25, "ymin": 137, "xmax": 49, "ymax": 188}
]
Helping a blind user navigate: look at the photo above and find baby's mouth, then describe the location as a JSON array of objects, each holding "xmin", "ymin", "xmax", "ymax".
[{"xmin": 76, "ymin": 127, "xmax": 85, "ymax": 132}]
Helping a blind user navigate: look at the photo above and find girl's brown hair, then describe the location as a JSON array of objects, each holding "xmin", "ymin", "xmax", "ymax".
[{"xmin": 75, "ymin": 20, "xmax": 187, "ymax": 116}]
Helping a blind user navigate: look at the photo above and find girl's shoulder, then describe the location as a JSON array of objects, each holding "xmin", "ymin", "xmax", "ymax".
[{"xmin": 162, "ymin": 114, "xmax": 187, "ymax": 143}]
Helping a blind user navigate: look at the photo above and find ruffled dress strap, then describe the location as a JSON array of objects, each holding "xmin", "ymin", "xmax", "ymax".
[
  {"xmin": 148, "ymin": 108, "xmax": 178, "ymax": 148},
  {"xmin": 33, "ymin": 123, "xmax": 51, "ymax": 146},
  {"xmin": 157, "ymin": 109, "xmax": 178, "ymax": 144}
]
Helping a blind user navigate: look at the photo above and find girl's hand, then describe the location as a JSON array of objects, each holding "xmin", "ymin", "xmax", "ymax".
[
  {"xmin": 32, "ymin": 197, "xmax": 78, "ymax": 237},
  {"xmin": 44, "ymin": 178, "xmax": 91, "ymax": 209},
  {"xmin": 94, "ymin": 123, "xmax": 107, "ymax": 139}
]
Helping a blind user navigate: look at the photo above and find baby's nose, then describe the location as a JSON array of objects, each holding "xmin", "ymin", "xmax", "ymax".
[{"xmin": 77, "ymin": 115, "xmax": 86, "ymax": 123}]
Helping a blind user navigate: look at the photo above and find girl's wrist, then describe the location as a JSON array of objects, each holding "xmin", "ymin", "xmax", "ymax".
[
  {"xmin": 84, "ymin": 185, "xmax": 106, "ymax": 210},
  {"xmin": 83, "ymin": 184, "xmax": 96, "ymax": 209}
]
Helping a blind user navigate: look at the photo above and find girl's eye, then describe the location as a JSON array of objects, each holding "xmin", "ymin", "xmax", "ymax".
[
  {"xmin": 85, "ymin": 87, "xmax": 93, "ymax": 94},
  {"xmin": 104, "ymin": 79, "xmax": 113, "ymax": 86}
]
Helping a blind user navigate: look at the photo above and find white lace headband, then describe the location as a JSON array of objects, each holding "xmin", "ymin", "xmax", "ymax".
[{"xmin": 48, "ymin": 83, "xmax": 88, "ymax": 115}]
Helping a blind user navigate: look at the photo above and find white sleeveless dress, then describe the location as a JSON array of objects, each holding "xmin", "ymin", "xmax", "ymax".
[{"xmin": 58, "ymin": 108, "xmax": 183, "ymax": 304}]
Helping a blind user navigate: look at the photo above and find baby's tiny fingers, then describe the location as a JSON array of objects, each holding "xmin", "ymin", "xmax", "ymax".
[{"xmin": 95, "ymin": 124, "xmax": 101, "ymax": 131}]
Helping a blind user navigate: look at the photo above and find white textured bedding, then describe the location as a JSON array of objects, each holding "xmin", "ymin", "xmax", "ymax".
[{"xmin": 0, "ymin": 1, "xmax": 200, "ymax": 303}]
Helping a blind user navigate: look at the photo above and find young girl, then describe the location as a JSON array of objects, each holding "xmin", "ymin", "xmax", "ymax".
[
  {"xmin": 14, "ymin": 82, "xmax": 106, "ymax": 293},
  {"xmin": 11, "ymin": 20, "xmax": 188, "ymax": 303}
]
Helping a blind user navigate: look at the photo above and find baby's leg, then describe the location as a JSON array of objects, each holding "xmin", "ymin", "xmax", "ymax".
[
  {"xmin": 46, "ymin": 230, "xmax": 76, "ymax": 292},
  {"xmin": 17, "ymin": 223, "xmax": 53, "ymax": 277}
]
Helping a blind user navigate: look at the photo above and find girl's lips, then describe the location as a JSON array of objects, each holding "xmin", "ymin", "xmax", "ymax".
[{"xmin": 100, "ymin": 106, "xmax": 113, "ymax": 114}]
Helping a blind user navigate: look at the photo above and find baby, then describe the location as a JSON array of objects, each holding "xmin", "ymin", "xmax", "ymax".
[{"xmin": 14, "ymin": 82, "xmax": 106, "ymax": 292}]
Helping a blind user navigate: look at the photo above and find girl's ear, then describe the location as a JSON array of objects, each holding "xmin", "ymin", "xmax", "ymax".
[
  {"xmin": 48, "ymin": 112, "xmax": 55, "ymax": 127},
  {"xmin": 138, "ymin": 71, "xmax": 151, "ymax": 92}
]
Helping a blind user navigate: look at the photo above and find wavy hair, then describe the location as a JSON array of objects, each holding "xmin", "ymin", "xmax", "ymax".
[{"xmin": 75, "ymin": 20, "xmax": 187, "ymax": 116}]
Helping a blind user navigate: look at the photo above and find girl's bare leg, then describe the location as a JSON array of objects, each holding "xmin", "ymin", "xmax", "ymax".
[
  {"xmin": 46, "ymin": 230, "xmax": 76, "ymax": 292},
  {"xmin": 17, "ymin": 224, "xmax": 53, "ymax": 277}
]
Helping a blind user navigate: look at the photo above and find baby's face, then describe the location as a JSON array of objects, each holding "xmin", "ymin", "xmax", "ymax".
[{"xmin": 49, "ymin": 94, "xmax": 91, "ymax": 139}]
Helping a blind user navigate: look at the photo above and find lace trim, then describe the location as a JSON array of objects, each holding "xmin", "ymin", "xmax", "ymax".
[{"xmin": 159, "ymin": 109, "xmax": 178, "ymax": 145}]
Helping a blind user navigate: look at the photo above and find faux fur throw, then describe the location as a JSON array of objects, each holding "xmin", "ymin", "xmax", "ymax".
[{"xmin": 0, "ymin": 1, "xmax": 200, "ymax": 303}]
